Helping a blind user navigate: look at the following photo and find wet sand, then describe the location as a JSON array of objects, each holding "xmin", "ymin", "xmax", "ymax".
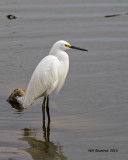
[{"xmin": 0, "ymin": 0, "xmax": 128, "ymax": 159}]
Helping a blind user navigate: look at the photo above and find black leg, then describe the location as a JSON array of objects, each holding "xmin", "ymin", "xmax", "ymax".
[
  {"xmin": 42, "ymin": 117, "xmax": 47, "ymax": 141},
  {"xmin": 42, "ymin": 96, "xmax": 51, "ymax": 142},
  {"xmin": 46, "ymin": 95, "xmax": 50, "ymax": 122},
  {"xmin": 42, "ymin": 116, "xmax": 50, "ymax": 142},
  {"xmin": 42, "ymin": 96, "xmax": 46, "ymax": 121},
  {"xmin": 47, "ymin": 120, "xmax": 50, "ymax": 142}
]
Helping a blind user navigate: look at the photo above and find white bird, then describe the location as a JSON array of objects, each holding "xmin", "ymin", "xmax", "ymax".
[{"xmin": 16, "ymin": 40, "xmax": 88, "ymax": 120}]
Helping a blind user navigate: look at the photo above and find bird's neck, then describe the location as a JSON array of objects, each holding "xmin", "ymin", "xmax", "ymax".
[{"xmin": 49, "ymin": 48, "xmax": 69, "ymax": 62}]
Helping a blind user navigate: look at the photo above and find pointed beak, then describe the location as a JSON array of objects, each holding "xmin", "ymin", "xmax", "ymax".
[{"xmin": 70, "ymin": 45, "xmax": 88, "ymax": 52}]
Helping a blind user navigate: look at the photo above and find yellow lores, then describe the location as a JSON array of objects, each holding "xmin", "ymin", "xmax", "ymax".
[{"xmin": 65, "ymin": 44, "xmax": 71, "ymax": 48}]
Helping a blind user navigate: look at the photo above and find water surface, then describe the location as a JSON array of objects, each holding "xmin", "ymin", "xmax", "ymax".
[{"xmin": 0, "ymin": 0, "xmax": 128, "ymax": 159}]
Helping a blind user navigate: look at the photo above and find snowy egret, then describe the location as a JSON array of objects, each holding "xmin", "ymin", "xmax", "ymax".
[{"xmin": 8, "ymin": 40, "xmax": 88, "ymax": 120}]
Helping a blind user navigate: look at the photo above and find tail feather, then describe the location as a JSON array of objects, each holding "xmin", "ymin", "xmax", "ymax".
[
  {"xmin": 17, "ymin": 95, "xmax": 35, "ymax": 109},
  {"xmin": 16, "ymin": 96, "xmax": 25, "ymax": 107}
]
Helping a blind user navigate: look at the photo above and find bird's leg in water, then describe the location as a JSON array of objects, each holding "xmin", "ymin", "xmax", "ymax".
[
  {"xmin": 46, "ymin": 95, "xmax": 50, "ymax": 121},
  {"xmin": 42, "ymin": 96, "xmax": 50, "ymax": 141},
  {"xmin": 42, "ymin": 116, "xmax": 46, "ymax": 141},
  {"xmin": 42, "ymin": 96, "xmax": 46, "ymax": 121},
  {"xmin": 42, "ymin": 116, "xmax": 50, "ymax": 142},
  {"xmin": 47, "ymin": 120, "xmax": 50, "ymax": 141}
]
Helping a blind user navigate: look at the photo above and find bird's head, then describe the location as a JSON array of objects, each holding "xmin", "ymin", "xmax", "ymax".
[{"xmin": 52, "ymin": 40, "xmax": 88, "ymax": 52}]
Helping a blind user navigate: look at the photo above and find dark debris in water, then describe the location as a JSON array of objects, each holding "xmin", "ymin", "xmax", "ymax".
[
  {"xmin": 104, "ymin": 12, "xmax": 128, "ymax": 18},
  {"xmin": 6, "ymin": 14, "xmax": 17, "ymax": 20},
  {"xmin": 104, "ymin": 14, "xmax": 121, "ymax": 18}
]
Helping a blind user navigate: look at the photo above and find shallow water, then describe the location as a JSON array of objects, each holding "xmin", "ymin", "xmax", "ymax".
[{"xmin": 0, "ymin": 0, "xmax": 128, "ymax": 159}]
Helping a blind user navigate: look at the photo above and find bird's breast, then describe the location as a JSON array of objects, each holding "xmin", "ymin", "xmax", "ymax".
[{"xmin": 55, "ymin": 57, "xmax": 69, "ymax": 94}]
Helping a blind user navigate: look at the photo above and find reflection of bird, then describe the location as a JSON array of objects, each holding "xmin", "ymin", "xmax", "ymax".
[
  {"xmin": 20, "ymin": 115, "xmax": 67, "ymax": 160},
  {"xmin": 8, "ymin": 40, "xmax": 88, "ymax": 120},
  {"xmin": 19, "ymin": 127, "xmax": 67, "ymax": 160}
]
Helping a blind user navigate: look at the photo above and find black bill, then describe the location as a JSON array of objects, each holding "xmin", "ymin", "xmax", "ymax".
[{"xmin": 70, "ymin": 45, "xmax": 88, "ymax": 52}]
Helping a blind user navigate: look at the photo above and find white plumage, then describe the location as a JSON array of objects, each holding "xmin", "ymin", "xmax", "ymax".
[
  {"xmin": 18, "ymin": 40, "xmax": 69, "ymax": 108},
  {"xmin": 17, "ymin": 40, "xmax": 87, "ymax": 109}
]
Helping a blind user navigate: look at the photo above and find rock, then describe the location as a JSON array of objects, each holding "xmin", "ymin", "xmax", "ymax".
[{"xmin": 7, "ymin": 88, "xmax": 25, "ymax": 110}]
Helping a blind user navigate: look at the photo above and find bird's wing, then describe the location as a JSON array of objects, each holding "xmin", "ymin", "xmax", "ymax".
[{"xmin": 22, "ymin": 55, "xmax": 60, "ymax": 108}]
